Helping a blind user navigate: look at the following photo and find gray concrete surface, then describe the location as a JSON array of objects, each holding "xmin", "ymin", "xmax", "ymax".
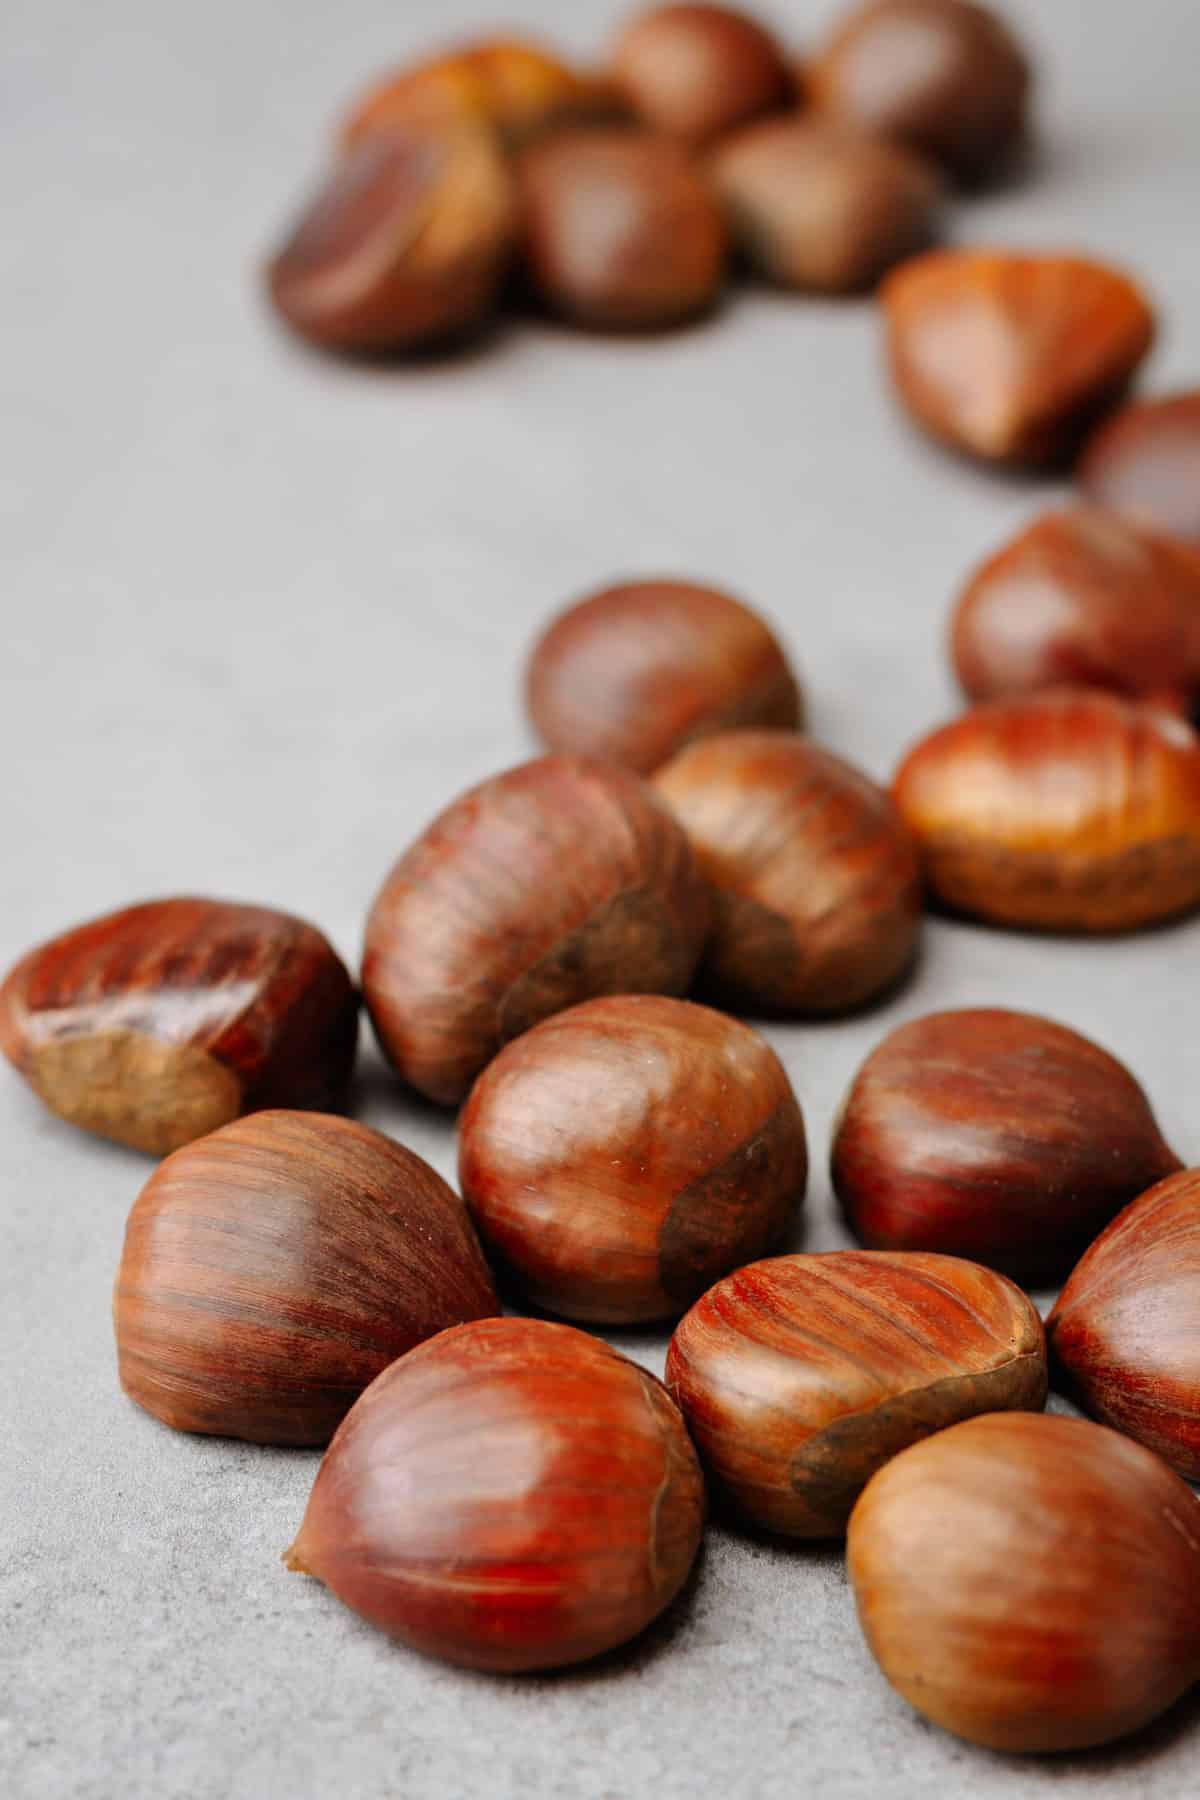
[{"xmin": 3, "ymin": 1, "xmax": 1199, "ymax": 1794}]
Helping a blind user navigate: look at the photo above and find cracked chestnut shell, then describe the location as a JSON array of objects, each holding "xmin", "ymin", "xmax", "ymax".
[
  {"xmin": 362, "ymin": 755, "xmax": 711, "ymax": 1105},
  {"xmin": 832, "ymin": 1007, "xmax": 1180, "ymax": 1284},
  {"xmin": 0, "ymin": 897, "xmax": 358, "ymax": 1155},
  {"xmin": 666, "ymin": 1250, "xmax": 1046, "ymax": 1536},
  {"xmin": 459, "ymin": 994, "xmax": 806, "ymax": 1323},
  {"xmin": 610, "ymin": 4, "xmax": 792, "ymax": 146},
  {"xmin": 1079, "ymin": 389, "xmax": 1200, "ymax": 548},
  {"xmin": 284, "ymin": 1316, "xmax": 706, "ymax": 1671}
]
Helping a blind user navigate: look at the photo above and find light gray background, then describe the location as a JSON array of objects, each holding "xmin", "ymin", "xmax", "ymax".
[{"xmin": 3, "ymin": 1, "xmax": 1199, "ymax": 1795}]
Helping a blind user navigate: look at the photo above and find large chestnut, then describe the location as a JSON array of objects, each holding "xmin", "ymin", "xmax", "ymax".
[
  {"xmin": 458, "ymin": 994, "xmax": 806, "ymax": 1323},
  {"xmin": 832, "ymin": 1008, "xmax": 1180, "ymax": 1284},
  {"xmin": 0, "ymin": 897, "xmax": 358, "ymax": 1154},
  {"xmin": 847, "ymin": 1412, "xmax": 1200, "ymax": 1752},
  {"xmin": 610, "ymin": 5, "xmax": 792, "ymax": 147},
  {"xmin": 284, "ymin": 1316, "xmax": 705, "ymax": 1671},
  {"xmin": 653, "ymin": 730, "xmax": 922, "ymax": 1014},
  {"xmin": 1079, "ymin": 388, "xmax": 1200, "ymax": 549},
  {"xmin": 113, "ymin": 1111, "xmax": 499, "ymax": 1445},
  {"xmin": 362, "ymin": 754, "xmax": 711, "ymax": 1105},
  {"xmin": 526, "ymin": 579, "xmax": 801, "ymax": 773},
  {"xmin": 892, "ymin": 688, "xmax": 1200, "ymax": 931},
  {"xmin": 666, "ymin": 1251, "xmax": 1045, "ymax": 1536}
]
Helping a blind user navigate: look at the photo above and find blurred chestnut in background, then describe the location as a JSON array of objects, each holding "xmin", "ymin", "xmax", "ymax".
[
  {"xmin": 654, "ymin": 731, "xmax": 921, "ymax": 1014},
  {"xmin": 285, "ymin": 1317, "xmax": 705, "ymax": 1670},
  {"xmin": 516, "ymin": 128, "xmax": 728, "ymax": 329},
  {"xmin": 1079, "ymin": 389, "xmax": 1200, "ymax": 549},
  {"xmin": 0, "ymin": 897, "xmax": 357, "ymax": 1155},
  {"xmin": 610, "ymin": 4, "xmax": 792, "ymax": 146},
  {"xmin": 114, "ymin": 1111, "xmax": 498, "ymax": 1445},
  {"xmin": 459, "ymin": 995, "xmax": 806, "ymax": 1323},
  {"xmin": 893, "ymin": 688, "xmax": 1200, "ymax": 931},
  {"xmin": 832, "ymin": 1007, "xmax": 1180, "ymax": 1284},
  {"xmin": 666, "ymin": 1250, "xmax": 1045, "ymax": 1536},
  {"xmin": 526, "ymin": 579, "xmax": 801, "ymax": 772},
  {"xmin": 881, "ymin": 250, "xmax": 1156, "ymax": 466},
  {"xmin": 362, "ymin": 755, "xmax": 710, "ymax": 1105}
]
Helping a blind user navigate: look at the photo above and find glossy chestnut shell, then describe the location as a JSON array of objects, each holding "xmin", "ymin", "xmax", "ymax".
[
  {"xmin": 610, "ymin": 4, "xmax": 792, "ymax": 146},
  {"xmin": 1079, "ymin": 388, "xmax": 1200, "ymax": 549}
]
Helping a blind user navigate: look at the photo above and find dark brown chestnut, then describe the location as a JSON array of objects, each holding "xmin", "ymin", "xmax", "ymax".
[
  {"xmin": 113, "ymin": 1111, "xmax": 499, "ymax": 1445},
  {"xmin": 1079, "ymin": 389, "xmax": 1200, "ymax": 549},
  {"xmin": 610, "ymin": 4, "xmax": 792, "ymax": 146},
  {"xmin": 832, "ymin": 1007, "xmax": 1180, "ymax": 1284},
  {"xmin": 653, "ymin": 730, "xmax": 922, "ymax": 1014},
  {"xmin": 0, "ymin": 897, "xmax": 358, "ymax": 1154},
  {"xmin": 362, "ymin": 754, "xmax": 711, "ymax": 1105},
  {"xmin": 666, "ymin": 1250, "xmax": 1046, "ymax": 1536},
  {"xmin": 458, "ymin": 994, "xmax": 806, "ymax": 1323},
  {"xmin": 284, "ymin": 1316, "xmax": 705, "ymax": 1670}
]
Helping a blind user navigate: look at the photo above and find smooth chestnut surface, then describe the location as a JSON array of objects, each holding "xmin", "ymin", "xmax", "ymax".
[
  {"xmin": 666, "ymin": 1251, "xmax": 1046, "ymax": 1537},
  {"xmin": 847, "ymin": 1412, "xmax": 1200, "ymax": 1752},
  {"xmin": 0, "ymin": 897, "xmax": 358, "ymax": 1154},
  {"xmin": 832, "ymin": 1008, "xmax": 1180, "ymax": 1284},
  {"xmin": 114, "ymin": 1111, "xmax": 499, "ymax": 1445},
  {"xmin": 284, "ymin": 1317, "xmax": 706, "ymax": 1671},
  {"xmin": 809, "ymin": 0, "xmax": 1031, "ymax": 184},
  {"xmin": 1048, "ymin": 1169, "xmax": 1200, "ymax": 1480},
  {"xmin": 266, "ymin": 122, "xmax": 516, "ymax": 353},
  {"xmin": 653, "ymin": 731, "xmax": 922, "ymax": 1014},
  {"xmin": 1079, "ymin": 389, "xmax": 1200, "ymax": 548},
  {"xmin": 893, "ymin": 688, "xmax": 1200, "ymax": 931},
  {"xmin": 881, "ymin": 250, "xmax": 1156, "ymax": 467},
  {"xmin": 610, "ymin": 5, "xmax": 792, "ymax": 147},
  {"xmin": 711, "ymin": 118, "xmax": 939, "ymax": 295},
  {"xmin": 362, "ymin": 755, "xmax": 711, "ymax": 1105},
  {"xmin": 459, "ymin": 994, "xmax": 806, "ymax": 1324},
  {"xmin": 516, "ymin": 128, "xmax": 728, "ymax": 330},
  {"xmin": 526, "ymin": 579, "xmax": 801, "ymax": 773},
  {"xmin": 951, "ymin": 507, "xmax": 1200, "ymax": 711}
]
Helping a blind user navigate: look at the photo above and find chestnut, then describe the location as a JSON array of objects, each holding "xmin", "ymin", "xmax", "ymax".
[
  {"xmin": 880, "ymin": 249, "xmax": 1156, "ymax": 467},
  {"xmin": 0, "ymin": 897, "xmax": 358, "ymax": 1155},
  {"xmin": 266, "ymin": 122, "xmax": 516, "ymax": 353},
  {"xmin": 284, "ymin": 1316, "xmax": 705, "ymax": 1671},
  {"xmin": 1048, "ymin": 1169, "xmax": 1200, "ymax": 1481},
  {"xmin": 526, "ymin": 579, "xmax": 801, "ymax": 773},
  {"xmin": 113, "ymin": 1110, "xmax": 499, "ymax": 1445},
  {"xmin": 516, "ymin": 128, "xmax": 728, "ymax": 330},
  {"xmin": 893, "ymin": 688, "xmax": 1200, "ymax": 931},
  {"xmin": 847, "ymin": 1412, "xmax": 1200, "ymax": 1752},
  {"xmin": 1079, "ymin": 388, "xmax": 1200, "ymax": 549},
  {"xmin": 458, "ymin": 994, "xmax": 806, "ymax": 1324},
  {"xmin": 666, "ymin": 1250, "xmax": 1045, "ymax": 1537},
  {"xmin": 362, "ymin": 754, "xmax": 711, "ymax": 1105},
  {"xmin": 710, "ymin": 117, "xmax": 940, "ymax": 295},
  {"xmin": 610, "ymin": 4, "xmax": 792, "ymax": 147},
  {"xmin": 832, "ymin": 1007, "xmax": 1180, "ymax": 1285},
  {"xmin": 653, "ymin": 730, "xmax": 922, "ymax": 1015}
]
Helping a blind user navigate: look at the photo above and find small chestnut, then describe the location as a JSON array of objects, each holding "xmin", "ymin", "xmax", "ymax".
[
  {"xmin": 113, "ymin": 1110, "xmax": 499, "ymax": 1445},
  {"xmin": 832, "ymin": 1007, "xmax": 1180, "ymax": 1284},
  {"xmin": 892, "ymin": 688, "xmax": 1200, "ymax": 931},
  {"xmin": 666, "ymin": 1250, "xmax": 1046, "ymax": 1536},
  {"xmin": 458, "ymin": 994, "xmax": 806, "ymax": 1324},
  {"xmin": 526, "ymin": 579, "xmax": 801, "ymax": 773},
  {"xmin": 610, "ymin": 4, "xmax": 792, "ymax": 147},
  {"xmin": 362, "ymin": 754, "xmax": 711, "ymax": 1105},
  {"xmin": 284, "ymin": 1316, "xmax": 705, "ymax": 1671},
  {"xmin": 653, "ymin": 730, "xmax": 922, "ymax": 1014},
  {"xmin": 0, "ymin": 896, "xmax": 358, "ymax": 1155},
  {"xmin": 1079, "ymin": 388, "xmax": 1200, "ymax": 549},
  {"xmin": 847, "ymin": 1412, "xmax": 1200, "ymax": 1752}
]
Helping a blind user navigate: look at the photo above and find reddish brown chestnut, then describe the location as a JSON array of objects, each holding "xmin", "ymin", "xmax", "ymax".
[
  {"xmin": 610, "ymin": 5, "xmax": 792, "ymax": 147},
  {"xmin": 284, "ymin": 1316, "xmax": 705, "ymax": 1670},
  {"xmin": 1079, "ymin": 389, "xmax": 1200, "ymax": 549},
  {"xmin": 526, "ymin": 579, "xmax": 801, "ymax": 773},
  {"xmin": 666, "ymin": 1251, "xmax": 1046, "ymax": 1536},
  {"xmin": 892, "ymin": 689, "xmax": 1200, "ymax": 931},
  {"xmin": 113, "ymin": 1111, "xmax": 499, "ymax": 1445},
  {"xmin": 1048, "ymin": 1169, "xmax": 1200, "ymax": 1481},
  {"xmin": 362, "ymin": 755, "xmax": 710, "ymax": 1105},
  {"xmin": 847, "ymin": 1413, "xmax": 1200, "ymax": 1752},
  {"xmin": 881, "ymin": 250, "xmax": 1156, "ymax": 467},
  {"xmin": 832, "ymin": 1008, "xmax": 1180, "ymax": 1284},
  {"xmin": 458, "ymin": 994, "xmax": 806, "ymax": 1324},
  {"xmin": 653, "ymin": 730, "xmax": 921, "ymax": 1014},
  {"xmin": 0, "ymin": 897, "xmax": 358, "ymax": 1155}
]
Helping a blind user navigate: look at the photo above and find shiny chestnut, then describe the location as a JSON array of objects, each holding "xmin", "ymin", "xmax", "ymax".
[
  {"xmin": 1079, "ymin": 388, "xmax": 1200, "ymax": 549},
  {"xmin": 610, "ymin": 5, "xmax": 792, "ymax": 146}
]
